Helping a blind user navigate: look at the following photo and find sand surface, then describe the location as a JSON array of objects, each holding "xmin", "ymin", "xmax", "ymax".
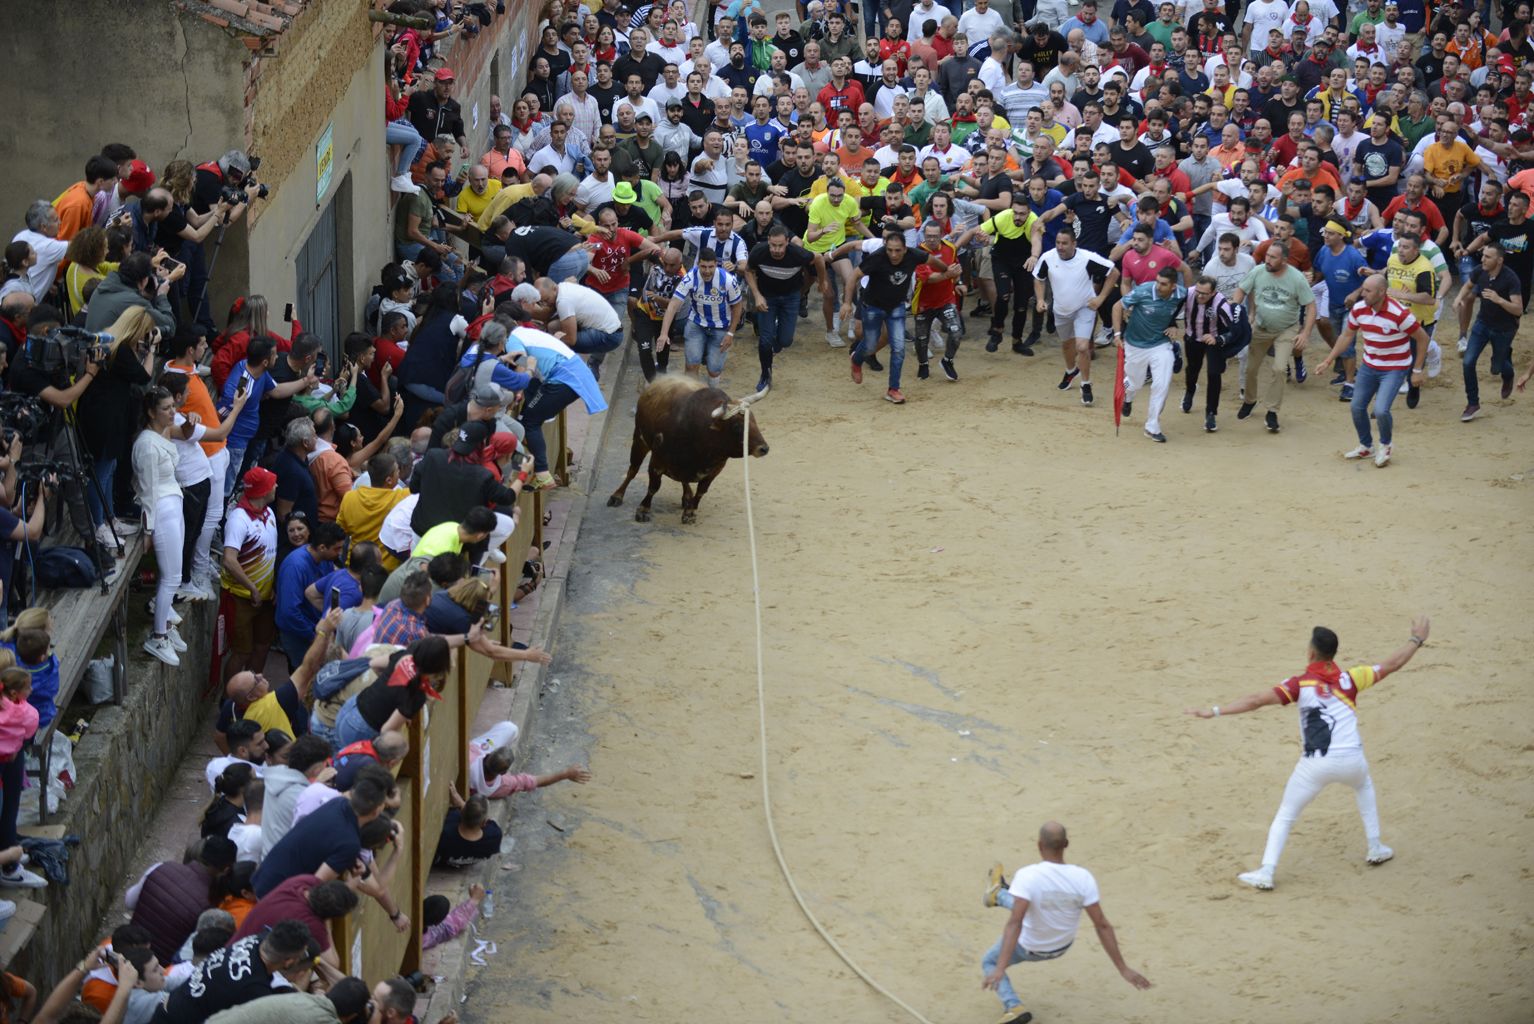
[{"xmin": 465, "ymin": 328, "xmax": 1533, "ymax": 1023}]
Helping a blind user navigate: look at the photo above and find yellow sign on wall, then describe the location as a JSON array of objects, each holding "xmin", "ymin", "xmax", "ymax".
[{"xmin": 316, "ymin": 121, "xmax": 334, "ymax": 204}]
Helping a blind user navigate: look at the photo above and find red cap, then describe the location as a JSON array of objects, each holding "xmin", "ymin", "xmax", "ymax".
[
  {"xmin": 434, "ymin": 67, "xmax": 456, "ymax": 82},
  {"xmin": 242, "ymin": 466, "xmax": 277, "ymax": 499},
  {"xmin": 120, "ymin": 160, "xmax": 156, "ymax": 194}
]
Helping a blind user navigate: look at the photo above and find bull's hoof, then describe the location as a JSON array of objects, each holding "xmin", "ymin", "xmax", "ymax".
[
  {"xmin": 681, "ymin": 510, "xmax": 697, "ymax": 525},
  {"xmin": 635, "ymin": 508, "xmax": 652, "ymax": 523},
  {"xmin": 606, "ymin": 493, "xmax": 624, "ymax": 507}
]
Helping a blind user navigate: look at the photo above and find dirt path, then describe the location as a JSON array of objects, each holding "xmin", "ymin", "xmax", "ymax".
[{"xmin": 463, "ymin": 333, "xmax": 1533, "ymax": 1024}]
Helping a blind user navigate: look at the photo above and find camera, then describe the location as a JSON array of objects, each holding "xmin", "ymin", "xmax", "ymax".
[
  {"xmin": 31, "ymin": 326, "xmax": 111, "ymax": 379},
  {"xmin": 16, "ymin": 459, "xmax": 78, "ymax": 486},
  {"xmin": 221, "ymin": 181, "xmax": 270, "ymax": 205},
  {"xmin": 0, "ymin": 394, "xmax": 50, "ymax": 448}
]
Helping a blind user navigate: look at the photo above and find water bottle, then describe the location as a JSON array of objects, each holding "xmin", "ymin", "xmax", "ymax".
[{"xmin": 481, "ymin": 889, "xmax": 494, "ymax": 919}]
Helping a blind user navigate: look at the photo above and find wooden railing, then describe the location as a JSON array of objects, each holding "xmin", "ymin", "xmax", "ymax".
[{"xmin": 330, "ymin": 411, "xmax": 559, "ymax": 978}]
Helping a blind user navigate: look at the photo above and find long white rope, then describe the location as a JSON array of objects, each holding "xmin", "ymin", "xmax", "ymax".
[{"xmin": 740, "ymin": 409, "xmax": 939, "ymax": 1024}]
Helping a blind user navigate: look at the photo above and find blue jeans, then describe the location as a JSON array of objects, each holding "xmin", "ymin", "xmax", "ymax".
[
  {"xmin": 1350, "ymin": 363, "xmax": 1409, "ymax": 447},
  {"xmin": 1462, "ymin": 319, "xmax": 1515, "ymax": 405},
  {"xmin": 981, "ymin": 889, "xmax": 1073, "ymax": 1010},
  {"xmin": 386, "ymin": 118, "xmax": 425, "ymax": 176},
  {"xmin": 277, "ymin": 629, "xmax": 314, "ymax": 671},
  {"xmin": 333, "ymin": 696, "xmax": 377, "ymax": 748},
  {"xmin": 396, "ymin": 240, "xmax": 464, "ymax": 286},
  {"xmin": 573, "ymin": 326, "xmax": 623, "ymax": 355},
  {"xmin": 683, "ymin": 322, "xmax": 729, "ymax": 377},
  {"xmin": 756, "ymin": 292, "xmax": 799, "ymax": 377},
  {"xmin": 85, "ymin": 456, "xmax": 116, "ymax": 527},
  {"xmin": 547, "ymin": 248, "xmax": 591, "ymax": 283},
  {"xmin": 518, "ymin": 380, "xmax": 579, "ymax": 472},
  {"xmin": 853, "ymin": 304, "xmax": 907, "ymax": 390}
]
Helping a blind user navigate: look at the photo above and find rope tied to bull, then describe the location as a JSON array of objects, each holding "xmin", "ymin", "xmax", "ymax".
[{"xmin": 739, "ymin": 409, "xmax": 939, "ymax": 1024}]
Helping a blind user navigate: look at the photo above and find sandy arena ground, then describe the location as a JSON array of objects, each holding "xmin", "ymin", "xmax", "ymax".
[{"xmin": 464, "ymin": 323, "xmax": 1533, "ymax": 1023}]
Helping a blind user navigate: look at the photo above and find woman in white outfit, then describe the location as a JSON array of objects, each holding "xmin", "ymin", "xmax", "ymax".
[
  {"xmin": 132, "ymin": 387, "xmax": 188, "ymax": 666},
  {"xmin": 161, "ymin": 371, "xmax": 248, "ymax": 602},
  {"xmin": 1184, "ymin": 614, "xmax": 1431, "ymax": 891}
]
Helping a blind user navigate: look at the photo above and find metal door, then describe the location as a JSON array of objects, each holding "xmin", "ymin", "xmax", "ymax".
[{"xmin": 296, "ymin": 196, "xmax": 339, "ymax": 358}]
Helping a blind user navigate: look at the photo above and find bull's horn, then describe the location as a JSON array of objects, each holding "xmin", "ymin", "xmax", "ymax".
[
  {"xmin": 710, "ymin": 402, "xmax": 729, "ymax": 420},
  {"xmin": 738, "ymin": 387, "xmax": 768, "ymax": 406}
]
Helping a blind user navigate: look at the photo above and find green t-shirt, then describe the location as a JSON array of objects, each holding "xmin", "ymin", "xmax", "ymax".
[
  {"xmin": 412, "ymin": 521, "xmax": 464, "ymax": 560},
  {"xmin": 1239, "ymin": 264, "xmax": 1313, "ymax": 331},
  {"xmin": 393, "ymin": 187, "xmax": 435, "ymax": 245}
]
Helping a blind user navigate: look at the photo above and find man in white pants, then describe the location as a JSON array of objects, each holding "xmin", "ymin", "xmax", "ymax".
[
  {"xmin": 1033, "ymin": 225, "xmax": 1119, "ymax": 409},
  {"xmin": 980, "ymin": 821, "xmax": 1152, "ymax": 1024},
  {"xmin": 1111, "ymin": 266, "xmax": 1186, "ymax": 443},
  {"xmin": 1185, "ymin": 614, "xmax": 1431, "ymax": 891}
]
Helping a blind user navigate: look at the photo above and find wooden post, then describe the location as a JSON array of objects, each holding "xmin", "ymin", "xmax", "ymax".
[
  {"xmin": 455, "ymin": 650, "xmax": 471, "ymax": 796},
  {"xmin": 368, "ymin": 9, "xmax": 434, "ymax": 30}
]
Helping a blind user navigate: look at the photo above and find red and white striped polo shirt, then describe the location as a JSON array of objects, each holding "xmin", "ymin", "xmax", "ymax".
[{"xmin": 1346, "ymin": 296, "xmax": 1419, "ymax": 370}]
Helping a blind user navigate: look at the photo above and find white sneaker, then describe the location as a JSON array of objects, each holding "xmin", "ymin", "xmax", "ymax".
[
  {"xmin": 175, "ymin": 582, "xmax": 214, "ymax": 603},
  {"xmin": 1237, "ymin": 867, "xmax": 1274, "ymax": 890},
  {"xmin": 0, "ymin": 865, "xmax": 47, "ymax": 889},
  {"xmin": 390, "ymin": 173, "xmax": 418, "ymax": 194},
  {"xmin": 143, "ymin": 635, "xmax": 181, "ymax": 667},
  {"xmin": 113, "ymin": 518, "xmax": 142, "ymax": 536},
  {"xmin": 484, "ymin": 549, "xmax": 507, "ymax": 565},
  {"xmin": 1457, "ymin": 335, "xmax": 1469, "ymax": 354},
  {"xmin": 1366, "ymin": 843, "xmax": 1394, "ymax": 865},
  {"xmin": 825, "ymin": 330, "xmax": 845, "ymax": 348},
  {"xmin": 0, "ymin": 898, "xmax": 14, "ymax": 922},
  {"xmin": 1343, "ymin": 444, "xmax": 1373, "ymax": 460},
  {"xmin": 95, "ymin": 523, "xmax": 120, "ymax": 550},
  {"xmin": 166, "ymin": 625, "xmax": 188, "ymax": 653},
  {"xmin": 832, "ymin": 313, "xmax": 840, "ymax": 333},
  {"xmin": 1398, "ymin": 380, "xmax": 1409, "ymax": 395},
  {"xmin": 1374, "ymin": 444, "xmax": 1392, "ymax": 468}
]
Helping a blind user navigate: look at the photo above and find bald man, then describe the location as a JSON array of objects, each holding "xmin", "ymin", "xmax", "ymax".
[{"xmin": 981, "ymin": 822, "xmax": 1151, "ymax": 1022}]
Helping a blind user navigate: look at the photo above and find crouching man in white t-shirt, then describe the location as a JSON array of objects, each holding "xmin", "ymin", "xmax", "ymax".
[{"xmin": 981, "ymin": 821, "xmax": 1152, "ymax": 1023}]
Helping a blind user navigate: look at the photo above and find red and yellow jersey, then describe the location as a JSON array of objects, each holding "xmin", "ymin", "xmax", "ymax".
[
  {"xmin": 1273, "ymin": 662, "xmax": 1379, "ymax": 757},
  {"xmin": 913, "ymin": 242, "xmax": 959, "ymax": 311}
]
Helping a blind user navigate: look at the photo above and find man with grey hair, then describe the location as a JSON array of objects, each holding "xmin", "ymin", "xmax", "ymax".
[
  {"xmin": 979, "ymin": 29, "xmax": 1014, "ymax": 93},
  {"xmin": 10, "ymin": 201, "xmax": 67, "ymax": 302}
]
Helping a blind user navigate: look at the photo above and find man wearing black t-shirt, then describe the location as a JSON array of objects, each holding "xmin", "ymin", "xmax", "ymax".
[
  {"xmin": 745, "ymin": 227, "xmax": 817, "ymax": 391},
  {"xmin": 848, "ymin": 231, "xmax": 947, "ymax": 404},
  {"xmin": 1064, "ymin": 171, "xmax": 1117, "ymax": 255},
  {"xmin": 613, "ymin": 29, "xmax": 666, "ymax": 90},
  {"xmin": 1018, "ymin": 24, "xmax": 1068, "ymax": 76},
  {"xmin": 772, "ymin": 146, "xmax": 822, "ymax": 242},
  {"xmin": 1113, "ymin": 116, "xmax": 1155, "ymax": 182},
  {"xmin": 152, "ymin": 922, "xmax": 315, "ymax": 1024},
  {"xmin": 1475, "ymin": 192, "xmax": 1534, "ymax": 310}
]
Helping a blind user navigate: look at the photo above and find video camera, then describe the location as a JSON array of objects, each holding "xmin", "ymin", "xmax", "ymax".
[
  {"xmin": 221, "ymin": 153, "xmax": 269, "ymax": 205},
  {"xmin": 0, "ymin": 394, "xmax": 51, "ymax": 449},
  {"xmin": 26, "ymin": 326, "xmax": 112, "ymax": 382},
  {"xmin": 14, "ymin": 459, "xmax": 78, "ymax": 487}
]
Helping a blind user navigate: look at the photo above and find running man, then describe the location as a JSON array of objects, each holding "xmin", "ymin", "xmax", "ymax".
[
  {"xmin": 1111, "ymin": 266, "xmax": 1187, "ymax": 443},
  {"xmin": 804, "ymin": 176, "xmax": 872, "ymax": 347},
  {"xmin": 955, "ymin": 191, "xmax": 1045, "ymax": 355},
  {"xmin": 1314, "ymin": 274, "xmax": 1430, "ymax": 468},
  {"xmin": 656, "ymin": 247, "xmax": 746, "ymax": 390},
  {"xmin": 1185, "ymin": 614, "xmax": 1431, "ymax": 891},
  {"xmin": 912, "ymin": 219, "xmax": 965, "ymax": 383},
  {"xmin": 743, "ymin": 225, "xmax": 817, "ymax": 392},
  {"xmin": 1033, "ymin": 225, "xmax": 1118, "ymax": 408},
  {"xmin": 1451, "ymin": 242, "xmax": 1521, "ymax": 422},
  {"xmin": 980, "ymin": 821, "xmax": 1152, "ymax": 1024},
  {"xmin": 848, "ymin": 230, "xmax": 945, "ymax": 404},
  {"xmin": 1182, "ymin": 275, "xmax": 1249, "ymax": 433}
]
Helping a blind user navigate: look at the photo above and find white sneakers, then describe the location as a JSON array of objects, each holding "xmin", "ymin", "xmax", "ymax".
[
  {"xmin": 143, "ymin": 635, "xmax": 180, "ymax": 667},
  {"xmin": 0, "ymin": 865, "xmax": 47, "ymax": 889},
  {"xmin": 824, "ymin": 329, "xmax": 845, "ymax": 348},
  {"xmin": 1374, "ymin": 444, "xmax": 1392, "ymax": 468},
  {"xmin": 166, "ymin": 626, "xmax": 188, "ymax": 653},
  {"xmin": 1457, "ymin": 335, "xmax": 1469, "ymax": 354},
  {"xmin": 1367, "ymin": 844, "xmax": 1394, "ymax": 865},
  {"xmin": 1344, "ymin": 444, "xmax": 1392, "ymax": 467},
  {"xmin": 390, "ymin": 173, "xmax": 418, "ymax": 194},
  {"xmin": 1344, "ymin": 444, "xmax": 1373, "ymax": 460},
  {"xmin": 1237, "ymin": 867, "xmax": 1275, "ymax": 891},
  {"xmin": 176, "ymin": 580, "xmax": 217, "ymax": 602}
]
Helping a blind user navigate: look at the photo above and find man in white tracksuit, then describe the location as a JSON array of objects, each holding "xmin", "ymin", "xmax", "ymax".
[
  {"xmin": 1110, "ymin": 266, "xmax": 1185, "ymax": 443},
  {"xmin": 1185, "ymin": 614, "xmax": 1432, "ymax": 891}
]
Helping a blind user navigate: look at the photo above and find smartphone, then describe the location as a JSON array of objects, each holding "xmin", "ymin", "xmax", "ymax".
[
  {"xmin": 329, "ymin": 585, "xmax": 341, "ymax": 609},
  {"xmin": 159, "ymin": 257, "xmax": 184, "ymax": 276},
  {"xmin": 283, "ymin": 302, "xmax": 294, "ymax": 322},
  {"xmin": 235, "ymin": 374, "xmax": 251, "ymax": 398}
]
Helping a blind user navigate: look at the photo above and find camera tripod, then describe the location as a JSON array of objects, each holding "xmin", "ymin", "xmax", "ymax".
[{"xmin": 38, "ymin": 410, "xmax": 123, "ymax": 597}]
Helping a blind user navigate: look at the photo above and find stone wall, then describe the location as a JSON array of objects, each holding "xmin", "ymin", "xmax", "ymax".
[{"xmin": 12, "ymin": 601, "xmax": 217, "ymax": 992}]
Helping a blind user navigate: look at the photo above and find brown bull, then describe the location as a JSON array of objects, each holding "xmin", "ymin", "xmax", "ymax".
[{"xmin": 606, "ymin": 377, "xmax": 769, "ymax": 523}]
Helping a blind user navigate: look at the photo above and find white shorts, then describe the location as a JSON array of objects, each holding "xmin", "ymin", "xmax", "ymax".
[
  {"xmin": 1054, "ymin": 306, "xmax": 1099, "ymax": 341},
  {"xmin": 1311, "ymin": 280, "xmax": 1329, "ymax": 311}
]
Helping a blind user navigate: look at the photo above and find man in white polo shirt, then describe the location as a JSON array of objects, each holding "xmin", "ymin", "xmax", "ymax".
[
  {"xmin": 980, "ymin": 822, "xmax": 1152, "ymax": 1023},
  {"xmin": 1185, "ymin": 614, "xmax": 1431, "ymax": 891}
]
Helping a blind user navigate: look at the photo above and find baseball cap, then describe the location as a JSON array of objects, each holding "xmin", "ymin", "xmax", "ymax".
[
  {"xmin": 451, "ymin": 420, "xmax": 494, "ymax": 455},
  {"xmin": 120, "ymin": 159, "xmax": 156, "ymax": 193},
  {"xmin": 635, "ymin": 112, "xmax": 654, "ymax": 122},
  {"xmin": 241, "ymin": 466, "xmax": 277, "ymax": 499},
  {"xmin": 613, "ymin": 182, "xmax": 638, "ymax": 203},
  {"xmin": 470, "ymin": 384, "xmax": 504, "ymax": 407},
  {"xmin": 434, "ymin": 67, "xmax": 456, "ymax": 82}
]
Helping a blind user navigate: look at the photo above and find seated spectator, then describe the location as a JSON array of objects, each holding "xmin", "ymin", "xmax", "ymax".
[
  {"xmin": 0, "ymin": 609, "xmax": 61, "ymax": 731},
  {"xmin": 153, "ymin": 920, "xmax": 317, "ymax": 1023},
  {"xmin": 422, "ymin": 883, "xmax": 487, "ymax": 949},
  {"xmin": 253, "ymin": 776, "xmax": 387, "ymax": 896},
  {"xmin": 471, "ymin": 729, "xmax": 590, "ymax": 798},
  {"xmin": 259, "ymin": 735, "xmax": 334, "ymax": 858},
  {"xmin": 79, "ymin": 925, "xmax": 152, "ymax": 1013},
  {"xmin": 333, "ymin": 636, "xmax": 451, "ymax": 747},
  {"xmin": 330, "ymin": 731, "xmax": 409, "ymax": 791},
  {"xmin": 205, "ymin": 721, "xmax": 268, "ymax": 792},
  {"xmin": 125, "ymin": 835, "xmax": 236, "ymax": 964},
  {"xmin": 227, "ymin": 781, "xmax": 264, "ymax": 864},
  {"xmin": 338, "ymin": 454, "xmax": 412, "ymax": 569},
  {"xmin": 274, "ymin": 521, "xmax": 344, "ymax": 669},
  {"xmin": 231, "ymin": 874, "xmax": 359, "ymax": 975},
  {"xmin": 433, "ymin": 785, "xmax": 503, "ymax": 868},
  {"xmin": 201, "ymin": 763, "xmax": 255, "ymax": 839}
]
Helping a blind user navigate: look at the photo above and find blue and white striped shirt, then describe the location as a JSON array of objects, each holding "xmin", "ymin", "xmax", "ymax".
[
  {"xmin": 681, "ymin": 226, "xmax": 749, "ymax": 269},
  {"xmin": 673, "ymin": 266, "xmax": 744, "ymax": 328}
]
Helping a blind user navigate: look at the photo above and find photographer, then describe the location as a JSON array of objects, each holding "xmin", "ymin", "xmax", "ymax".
[
  {"xmin": 159, "ymin": 163, "xmax": 245, "ymax": 334},
  {"xmin": 83, "ymin": 251, "xmax": 179, "ymax": 334},
  {"xmin": 76, "ymin": 307, "xmax": 157, "ymax": 547},
  {"xmin": 0, "ymin": 433, "xmax": 50, "ymax": 626}
]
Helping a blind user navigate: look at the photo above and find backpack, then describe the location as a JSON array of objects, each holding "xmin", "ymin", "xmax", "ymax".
[
  {"xmin": 313, "ymin": 656, "xmax": 375, "ymax": 702},
  {"xmin": 442, "ymin": 351, "xmax": 499, "ymax": 405},
  {"xmin": 33, "ymin": 547, "xmax": 97, "ymax": 589}
]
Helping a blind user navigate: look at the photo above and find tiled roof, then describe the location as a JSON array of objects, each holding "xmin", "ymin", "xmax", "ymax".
[{"xmin": 174, "ymin": 0, "xmax": 315, "ymax": 43}]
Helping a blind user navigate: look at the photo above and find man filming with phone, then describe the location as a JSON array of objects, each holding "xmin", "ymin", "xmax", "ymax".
[{"xmin": 83, "ymin": 252, "xmax": 180, "ymax": 334}]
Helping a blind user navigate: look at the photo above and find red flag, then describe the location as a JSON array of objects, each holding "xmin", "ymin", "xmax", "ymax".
[{"xmin": 1113, "ymin": 342, "xmax": 1126, "ymax": 436}]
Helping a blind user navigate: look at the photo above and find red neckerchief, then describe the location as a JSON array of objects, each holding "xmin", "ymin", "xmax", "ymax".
[
  {"xmin": 235, "ymin": 497, "xmax": 272, "ymax": 523},
  {"xmin": 511, "ymin": 115, "xmax": 533, "ymax": 133},
  {"xmin": 1302, "ymin": 660, "xmax": 1342, "ymax": 688},
  {"xmin": 1344, "ymin": 195, "xmax": 1365, "ymax": 219},
  {"xmin": 387, "ymin": 655, "xmax": 443, "ymax": 701}
]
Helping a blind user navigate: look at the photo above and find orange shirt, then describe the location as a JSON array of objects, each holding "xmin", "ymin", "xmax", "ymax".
[
  {"xmin": 164, "ymin": 361, "xmax": 228, "ymax": 457},
  {"xmin": 834, "ymin": 144, "xmax": 875, "ymax": 173},
  {"xmin": 1278, "ymin": 165, "xmax": 1342, "ymax": 196},
  {"xmin": 53, "ymin": 182, "xmax": 94, "ymax": 243},
  {"xmin": 480, "ymin": 148, "xmax": 527, "ymax": 180}
]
